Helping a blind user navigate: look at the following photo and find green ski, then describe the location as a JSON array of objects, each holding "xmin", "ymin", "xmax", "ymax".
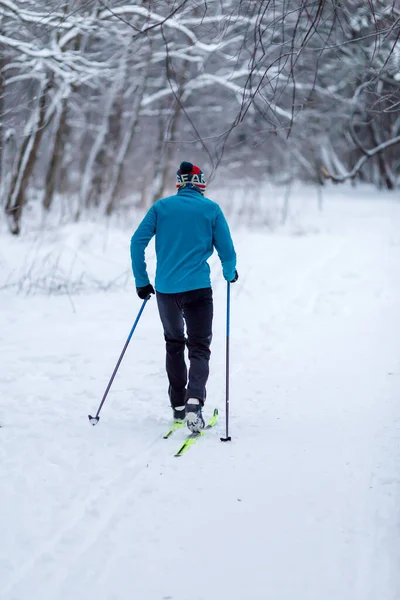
[
  {"xmin": 163, "ymin": 420, "xmax": 185, "ymax": 439},
  {"xmin": 174, "ymin": 408, "xmax": 219, "ymax": 457}
]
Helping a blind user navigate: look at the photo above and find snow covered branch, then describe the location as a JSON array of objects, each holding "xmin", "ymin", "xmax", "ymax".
[{"xmin": 322, "ymin": 135, "xmax": 400, "ymax": 183}]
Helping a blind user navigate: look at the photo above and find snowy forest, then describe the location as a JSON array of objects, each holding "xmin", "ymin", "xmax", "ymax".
[{"xmin": 0, "ymin": 0, "xmax": 399, "ymax": 235}]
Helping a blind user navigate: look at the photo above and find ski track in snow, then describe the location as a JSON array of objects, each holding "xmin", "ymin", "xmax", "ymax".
[{"xmin": 1, "ymin": 190, "xmax": 400, "ymax": 600}]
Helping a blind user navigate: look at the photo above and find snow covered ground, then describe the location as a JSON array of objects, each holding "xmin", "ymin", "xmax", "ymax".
[{"xmin": 1, "ymin": 186, "xmax": 400, "ymax": 600}]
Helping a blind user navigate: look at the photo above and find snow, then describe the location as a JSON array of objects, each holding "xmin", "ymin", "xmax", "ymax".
[{"xmin": 1, "ymin": 187, "xmax": 400, "ymax": 600}]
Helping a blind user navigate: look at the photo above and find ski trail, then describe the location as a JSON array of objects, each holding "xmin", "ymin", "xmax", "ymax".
[
  {"xmin": 42, "ymin": 454, "xmax": 169, "ymax": 599},
  {"xmin": 0, "ymin": 432, "xmax": 164, "ymax": 599}
]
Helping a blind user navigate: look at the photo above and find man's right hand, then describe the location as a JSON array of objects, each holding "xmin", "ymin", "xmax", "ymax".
[
  {"xmin": 136, "ymin": 284, "xmax": 155, "ymax": 299},
  {"xmin": 230, "ymin": 270, "xmax": 239, "ymax": 283}
]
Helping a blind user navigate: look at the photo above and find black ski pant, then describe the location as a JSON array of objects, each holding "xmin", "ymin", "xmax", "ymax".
[{"xmin": 156, "ymin": 288, "xmax": 213, "ymax": 408}]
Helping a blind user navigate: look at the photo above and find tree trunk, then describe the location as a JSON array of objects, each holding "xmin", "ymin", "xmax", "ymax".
[
  {"xmin": 42, "ymin": 0, "xmax": 78, "ymax": 214},
  {"xmin": 5, "ymin": 78, "xmax": 53, "ymax": 235},
  {"xmin": 105, "ymin": 70, "xmax": 148, "ymax": 215},
  {"xmin": 80, "ymin": 42, "xmax": 131, "ymax": 211},
  {"xmin": 148, "ymin": 73, "xmax": 191, "ymax": 204},
  {"xmin": 0, "ymin": 54, "xmax": 4, "ymax": 205},
  {"xmin": 151, "ymin": 101, "xmax": 181, "ymax": 204},
  {"xmin": 42, "ymin": 96, "xmax": 68, "ymax": 211},
  {"xmin": 370, "ymin": 121, "xmax": 395, "ymax": 190}
]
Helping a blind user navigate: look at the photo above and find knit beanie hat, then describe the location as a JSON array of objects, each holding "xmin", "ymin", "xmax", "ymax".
[{"xmin": 176, "ymin": 161, "xmax": 206, "ymax": 195}]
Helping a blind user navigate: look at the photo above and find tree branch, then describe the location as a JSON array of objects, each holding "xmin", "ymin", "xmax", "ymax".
[{"xmin": 321, "ymin": 135, "xmax": 400, "ymax": 182}]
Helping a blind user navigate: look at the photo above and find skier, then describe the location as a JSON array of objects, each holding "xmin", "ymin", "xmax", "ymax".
[{"xmin": 130, "ymin": 161, "xmax": 237, "ymax": 433}]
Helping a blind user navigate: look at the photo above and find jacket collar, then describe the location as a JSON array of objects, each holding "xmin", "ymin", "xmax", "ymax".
[{"xmin": 177, "ymin": 184, "xmax": 203, "ymax": 196}]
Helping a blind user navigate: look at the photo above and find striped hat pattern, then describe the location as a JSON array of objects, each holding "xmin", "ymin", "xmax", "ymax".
[{"xmin": 176, "ymin": 161, "xmax": 206, "ymax": 194}]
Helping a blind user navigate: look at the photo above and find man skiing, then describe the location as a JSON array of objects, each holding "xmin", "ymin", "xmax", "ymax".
[{"xmin": 130, "ymin": 161, "xmax": 237, "ymax": 433}]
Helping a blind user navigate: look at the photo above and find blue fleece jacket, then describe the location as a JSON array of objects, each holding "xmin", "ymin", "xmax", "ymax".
[{"xmin": 130, "ymin": 185, "xmax": 237, "ymax": 294}]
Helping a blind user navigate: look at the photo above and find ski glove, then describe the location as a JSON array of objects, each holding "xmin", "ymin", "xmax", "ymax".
[
  {"xmin": 136, "ymin": 284, "xmax": 155, "ymax": 300},
  {"xmin": 230, "ymin": 270, "xmax": 239, "ymax": 283}
]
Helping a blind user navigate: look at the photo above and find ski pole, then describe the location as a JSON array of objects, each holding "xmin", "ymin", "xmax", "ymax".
[
  {"xmin": 88, "ymin": 297, "xmax": 150, "ymax": 426},
  {"xmin": 221, "ymin": 281, "xmax": 232, "ymax": 442}
]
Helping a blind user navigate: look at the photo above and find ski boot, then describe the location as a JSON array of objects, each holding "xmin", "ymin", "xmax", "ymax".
[
  {"xmin": 185, "ymin": 399, "xmax": 205, "ymax": 434},
  {"xmin": 172, "ymin": 405, "xmax": 186, "ymax": 422}
]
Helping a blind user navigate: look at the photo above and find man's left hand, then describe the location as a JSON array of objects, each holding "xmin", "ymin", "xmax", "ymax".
[{"xmin": 136, "ymin": 284, "xmax": 155, "ymax": 299}]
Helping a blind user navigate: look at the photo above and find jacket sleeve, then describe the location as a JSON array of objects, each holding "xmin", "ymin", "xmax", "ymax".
[
  {"xmin": 212, "ymin": 205, "xmax": 237, "ymax": 282},
  {"xmin": 130, "ymin": 205, "xmax": 157, "ymax": 288}
]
